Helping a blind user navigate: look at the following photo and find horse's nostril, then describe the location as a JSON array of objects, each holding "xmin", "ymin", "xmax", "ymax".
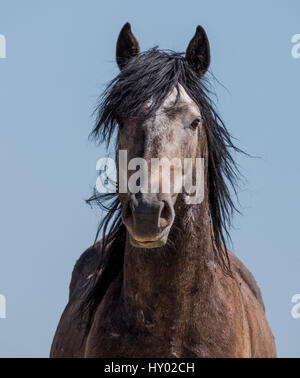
[
  {"xmin": 160, "ymin": 200, "xmax": 173, "ymax": 229},
  {"xmin": 124, "ymin": 201, "xmax": 132, "ymax": 221}
]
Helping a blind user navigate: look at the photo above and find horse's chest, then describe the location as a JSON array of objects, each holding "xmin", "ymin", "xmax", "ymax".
[
  {"xmin": 83, "ymin": 302, "xmax": 233, "ymax": 358},
  {"xmin": 83, "ymin": 274, "xmax": 251, "ymax": 358},
  {"xmin": 84, "ymin": 311, "xmax": 178, "ymax": 357}
]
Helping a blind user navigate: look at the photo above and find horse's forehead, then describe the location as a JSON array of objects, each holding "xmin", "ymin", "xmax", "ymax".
[
  {"xmin": 161, "ymin": 84, "xmax": 198, "ymax": 111},
  {"xmin": 144, "ymin": 84, "xmax": 199, "ymax": 115}
]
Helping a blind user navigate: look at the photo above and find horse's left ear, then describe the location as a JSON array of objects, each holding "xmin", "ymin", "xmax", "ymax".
[
  {"xmin": 116, "ymin": 22, "xmax": 140, "ymax": 70},
  {"xmin": 186, "ymin": 25, "xmax": 210, "ymax": 77}
]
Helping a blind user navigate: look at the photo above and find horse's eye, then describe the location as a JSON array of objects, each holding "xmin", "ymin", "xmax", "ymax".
[{"xmin": 190, "ymin": 119, "xmax": 200, "ymax": 129}]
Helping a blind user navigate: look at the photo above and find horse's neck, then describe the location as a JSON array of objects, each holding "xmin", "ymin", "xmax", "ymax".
[{"xmin": 121, "ymin": 198, "xmax": 217, "ymax": 338}]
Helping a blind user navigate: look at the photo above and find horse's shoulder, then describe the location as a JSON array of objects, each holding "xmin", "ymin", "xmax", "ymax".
[
  {"xmin": 228, "ymin": 251, "xmax": 265, "ymax": 311},
  {"xmin": 69, "ymin": 240, "xmax": 104, "ymax": 298},
  {"xmin": 50, "ymin": 241, "xmax": 105, "ymax": 357}
]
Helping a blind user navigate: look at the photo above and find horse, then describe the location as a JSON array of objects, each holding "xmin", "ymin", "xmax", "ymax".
[{"xmin": 50, "ymin": 23, "xmax": 276, "ymax": 358}]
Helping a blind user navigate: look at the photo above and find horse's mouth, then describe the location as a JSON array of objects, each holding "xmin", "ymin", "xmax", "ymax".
[{"xmin": 129, "ymin": 232, "xmax": 169, "ymax": 249}]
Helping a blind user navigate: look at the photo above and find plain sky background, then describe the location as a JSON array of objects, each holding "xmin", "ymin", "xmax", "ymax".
[{"xmin": 0, "ymin": 0, "xmax": 299, "ymax": 357}]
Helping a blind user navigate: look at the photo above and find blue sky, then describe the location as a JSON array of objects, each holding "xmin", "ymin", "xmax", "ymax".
[{"xmin": 0, "ymin": 0, "xmax": 299, "ymax": 357}]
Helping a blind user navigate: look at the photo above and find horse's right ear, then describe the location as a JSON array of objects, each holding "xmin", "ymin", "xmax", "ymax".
[
  {"xmin": 116, "ymin": 22, "xmax": 140, "ymax": 70},
  {"xmin": 186, "ymin": 25, "xmax": 210, "ymax": 77}
]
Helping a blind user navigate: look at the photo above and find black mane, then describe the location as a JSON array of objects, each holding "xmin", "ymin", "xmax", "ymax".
[{"xmin": 81, "ymin": 48, "xmax": 243, "ymax": 330}]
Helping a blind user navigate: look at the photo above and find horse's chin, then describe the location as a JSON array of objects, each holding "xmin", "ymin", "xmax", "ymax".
[{"xmin": 129, "ymin": 233, "xmax": 168, "ymax": 249}]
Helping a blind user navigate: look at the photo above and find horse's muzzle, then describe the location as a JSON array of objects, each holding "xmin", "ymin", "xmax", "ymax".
[{"xmin": 122, "ymin": 192, "xmax": 175, "ymax": 248}]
